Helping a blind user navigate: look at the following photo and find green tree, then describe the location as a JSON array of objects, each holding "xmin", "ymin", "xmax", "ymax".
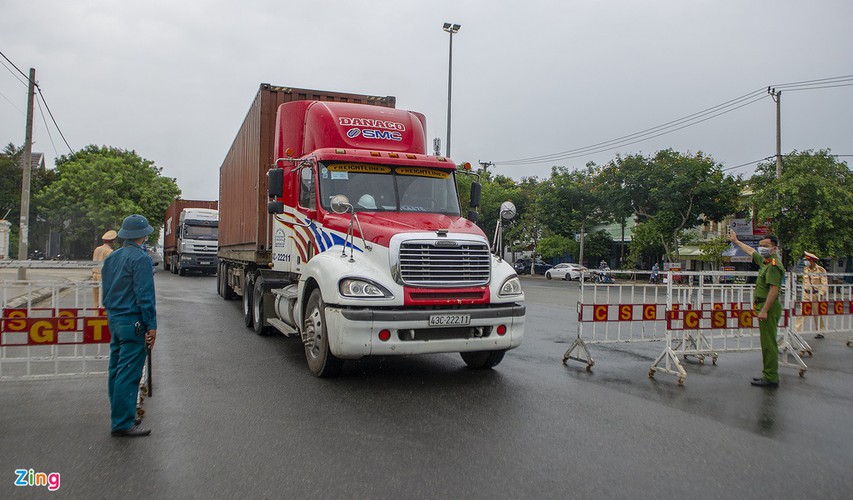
[
  {"xmin": 505, "ymin": 177, "xmax": 545, "ymax": 265},
  {"xmin": 0, "ymin": 143, "xmax": 57, "ymax": 255},
  {"xmin": 536, "ymin": 234, "xmax": 578, "ymax": 261},
  {"xmin": 539, "ymin": 164, "xmax": 608, "ymax": 266},
  {"xmin": 750, "ymin": 150, "xmax": 853, "ymax": 260},
  {"xmin": 35, "ymin": 145, "xmax": 181, "ymax": 257},
  {"xmin": 698, "ymin": 236, "xmax": 729, "ymax": 270},
  {"xmin": 583, "ymin": 230, "xmax": 614, "ymax": 264},
  {"xmin": 618, "ymin": 150, "xmax": 740, "ymax": 262}
]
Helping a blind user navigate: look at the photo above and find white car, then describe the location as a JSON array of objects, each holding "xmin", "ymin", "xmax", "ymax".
[{"xmin": 544, "ymin": 263, "xmax": 588, "ymax": 281}]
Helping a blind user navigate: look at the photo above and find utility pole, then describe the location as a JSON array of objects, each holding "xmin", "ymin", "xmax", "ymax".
[
  {"xmin": 478, "ymin": 160, "xmax": 493, "ymax": 178},
  {"xmin": 17, "ymin": 67, "xmax": 36, "ymax": 280},
  {"xmin": 768, "ymin": 87, "xmax": 782, "ymax": 178}
]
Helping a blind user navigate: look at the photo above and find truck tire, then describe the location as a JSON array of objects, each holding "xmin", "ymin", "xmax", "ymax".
[
  {"xmin": 252, "ymin": 276, "xmax": 272, "ymax": 336},
  {"xmin": 460, "ymin": 350, "xmax": 506, "ymax": 369},
  {"xmin": 170, "ymin": 256, "xmax": 177, "ymax": 274},
  {"xmin": 303, "ymin": 289, "xmax": 343, "ymax": 377},
  {"xmin": 243, "ymin": 276, "xmax": 254, "ymax": 328},
  {"xmin": 218, "ymin": 263, "xmax": 237, "ymax": 300}
]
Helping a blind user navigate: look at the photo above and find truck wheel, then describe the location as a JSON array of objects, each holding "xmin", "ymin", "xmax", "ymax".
[
  {"xmin": 218, "ymin": 263, "xmax": 237, "ymax": 300},
  {"xmin": 252, "ymin": 276, "xmax": 272, "ymax": 336},
  {"xmin": 243, "ymin": 277, "xmax": 254, "ymax": 328},
  {"xmin": 303, "ymin": 289, "xmax": 343, "ymax": 377},
  {"xmin": 178, "ymin": 265, "xmax": 186, "ymax": 276},
  {"xmin": 460, "ymin": 350, "xmax": 506, "ymax": 369}
]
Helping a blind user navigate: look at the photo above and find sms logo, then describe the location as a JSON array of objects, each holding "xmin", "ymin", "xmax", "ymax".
[{"xmin": 346, "ymin": 128, "xmax": 361, "ymax": 138}]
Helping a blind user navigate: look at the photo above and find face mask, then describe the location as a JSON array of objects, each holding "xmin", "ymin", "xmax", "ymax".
[{"xmin": 757, "ymin": 247, "xmax": 772, "ymax": 257}]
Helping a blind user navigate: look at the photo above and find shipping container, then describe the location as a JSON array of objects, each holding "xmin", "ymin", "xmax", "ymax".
[
  {"xmin": 218, "ymin": 84, "xmax": 395, "ymax": 264},
  {"xmin": 164, "ymin": 199, "xmax": 218, "ymax": 252}
]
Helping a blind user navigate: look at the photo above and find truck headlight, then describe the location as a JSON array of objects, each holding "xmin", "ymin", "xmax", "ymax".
[
  {"xmin": 180, "ymin": 255, "xmax": 191, "ymax": 261},
  {"xmin": 498, "ymin": 276, "xmax": 523, "ymax": 297},
  {"xmin": 339, "ymin": 278, "xmax": 392, "ymax": 298}
]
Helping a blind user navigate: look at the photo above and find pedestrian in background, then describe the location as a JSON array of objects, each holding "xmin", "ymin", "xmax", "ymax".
[
  {"xmin": 650, "ymin": 262, "xmax": 660, "ymax": 284},
  {"xmin": 102, "ymin": 215, "xmax": 157, "ymax": 437},
  {"xmin": 797, "ymin": 251, "xmax": 828, "ymax": 339},
  {"xmin": 729, "ymin": 229, "xmax": 784, "ymax": 388},
  {"xmin": 92, "ymin": 230, "xmax": 116, "ymax": 307}
]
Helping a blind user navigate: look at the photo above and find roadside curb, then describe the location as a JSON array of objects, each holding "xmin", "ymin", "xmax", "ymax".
[{"xmin": 6, "ymin": 288, "xmax": 57, "ymax": 309}]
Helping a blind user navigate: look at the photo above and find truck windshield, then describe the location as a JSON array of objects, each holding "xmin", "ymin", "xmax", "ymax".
[
  {"xmin": 318, "ymin": 162, "xmax": 461, "ymax": 215},
  {"xmin": 184, "ymin": 225, "xmax": 218, "ymax": 240}
]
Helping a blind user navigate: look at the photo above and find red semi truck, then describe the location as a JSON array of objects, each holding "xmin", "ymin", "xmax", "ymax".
[{"xmin": 217, "ymin": 84, "xmax": 525, "ymax": 376}]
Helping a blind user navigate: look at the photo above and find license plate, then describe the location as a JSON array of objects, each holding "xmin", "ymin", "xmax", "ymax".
[
  {"xmin": 199, "ymin": 261, "xmax": 209, "ymax": 265},
  {"xmin": 429, "ymin": 314, "xmax": 471, "ymax": 326}
]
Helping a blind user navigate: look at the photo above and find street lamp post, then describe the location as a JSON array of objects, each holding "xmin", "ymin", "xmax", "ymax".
[{"xmin": 442, "ymin": 22, "xmax": 461, "ymax": 158}]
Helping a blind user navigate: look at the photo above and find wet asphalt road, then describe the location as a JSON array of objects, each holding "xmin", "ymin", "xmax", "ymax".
[{"xmin": 2, "ymin": 272, "xmax": 853, "ymax": 498}]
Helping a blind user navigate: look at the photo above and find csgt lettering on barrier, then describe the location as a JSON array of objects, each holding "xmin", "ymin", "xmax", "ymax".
[{"xmin": 1, "ymin": 308, "xmax": 111, "ymax": 346}]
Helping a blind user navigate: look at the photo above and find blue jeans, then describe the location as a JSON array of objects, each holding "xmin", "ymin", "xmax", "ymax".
[{"xmin": 107, "ymin": 321, "xmax": 147, "ymax": 431}]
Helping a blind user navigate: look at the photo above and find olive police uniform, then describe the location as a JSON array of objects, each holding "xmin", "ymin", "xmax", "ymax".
[{"xmin": 752, "ymin": 251, "xmax": 785, "ymax": 383}]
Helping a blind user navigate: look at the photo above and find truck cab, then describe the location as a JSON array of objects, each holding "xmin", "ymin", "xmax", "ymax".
[
  {"xmin": 171, "ymin": 208, "xmax": 219, "ymax": 275},
  {"xmin": 259, "ymin": 101, "xmax": 525, "ymax": 375}
]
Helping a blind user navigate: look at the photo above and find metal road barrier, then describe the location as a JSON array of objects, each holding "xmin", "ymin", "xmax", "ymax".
[
  {"xmin": 789, "ymin": 272, "xmax": 853, "ymax": 351},
  {"xmin": 1, "ymin": 270, "xmax": 110, "ymax": 380},
  {"xmin": 563, "ymin": 270, "xmax": 672, "ymax": 370},
  {"xmin": 564, "ymin": 269, "xmax": 853, "ymax": 385}
]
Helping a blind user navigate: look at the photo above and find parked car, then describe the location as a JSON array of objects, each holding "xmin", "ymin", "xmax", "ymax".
[
  {"xmin": 545, "ymin": 263, "xmax": 588, "ymax": 281},
  {"xmin": 514, "ymin": 258, "xmax": 552, "ymax": 275}
]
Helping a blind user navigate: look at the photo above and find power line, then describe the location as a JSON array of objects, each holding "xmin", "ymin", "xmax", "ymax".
[
  {"xmin": 1, "ymin": 50, "xmax": 73, "ymax": 154},
  {"xmin": 495, "ymin": 89, "xmax": 767, "ymax": 165},
  {"xmin": 499, "ymin": 93, "xmax": 768, "ymax": 165},
  {"xmin": 0, "ymin": 58, "xmax": 27, "ymax": 87},
  {"xmin": 495, "ymin": 73, "xmax": 853, "ymax": 168},
  {"xmin": 0, "ymin": 50, "xmax": 30, "ymax": 83},
  {"xmin": 0, "ymin": 87, "xmax": 24, "ymax": 114},
  {"xmin": 36, "ymin": 96, "xmax": 59, "ymax": 157},
  {"xmin": 771, "ymin": 74, "xmax": 853, "ymax": 88},
  {"xmin": 36, "ymin": 87, "xmax": 73, "ymax": 153},
  {"xmin": 775, "ymin": 82, "xmax": 853, "ymax": 92}
]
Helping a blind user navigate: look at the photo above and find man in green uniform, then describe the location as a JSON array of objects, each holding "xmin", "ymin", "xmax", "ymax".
[{"xmin": 729, "ymin": 229, "xmax": 785, "ymax": 387}]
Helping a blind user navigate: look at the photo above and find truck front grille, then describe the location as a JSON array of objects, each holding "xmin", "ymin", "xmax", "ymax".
[{"xmin": 398, "ymin": 241, "xmax": 491, "ymax": 287}]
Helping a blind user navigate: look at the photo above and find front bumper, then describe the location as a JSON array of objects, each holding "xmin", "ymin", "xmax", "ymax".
[
  {"xmin": 323, "ymin": 304, "xmax": 526, "ymax": 359},
  {"xmin": 179, "ymin": 253, "xmax": 218, "ymax": 270}
]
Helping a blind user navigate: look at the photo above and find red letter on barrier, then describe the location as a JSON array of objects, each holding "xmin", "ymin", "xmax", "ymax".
[
  {"xmin": 819, "ymin": 302, "xmax": 829, "ymax": 316},
  {"xmin": 84, "ymin": 317, "xmax": 111, "ymax": 343},
  {"xmin": 643, "ymin": 304, "xmax": 657, "ymax": 320},
  {"xmin": 684, "ymin": 311, "xmax": 700, "ymax": 329},
  {"xmin": 802, "ymin": 302, "xmax": 813, "ymax": 316},
  {"xmin": 712, "ymin": 310, "xmax": 726, "ymax": 329},
  {"xmin": 835, "ymin": 301, "xmax": 844, "ymax": 315},
  {"xmin": 619, "ymin": 304, "xmax": 632, "ymax": 321},
  {"xmin": 593, "ymin": 305, "xmax": 609, "ymax": 322},
  {"xmin": 713, "ymin": 303, "xmax": 723, "ymax": 310}
]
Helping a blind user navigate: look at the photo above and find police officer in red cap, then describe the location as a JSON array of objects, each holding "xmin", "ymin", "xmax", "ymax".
[{"xmin": 102, "ymin": 214, "xmax": 158, "ymax": 437}]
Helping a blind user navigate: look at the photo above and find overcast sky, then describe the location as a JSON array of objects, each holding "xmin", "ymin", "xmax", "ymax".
[{"xmin": 2, "ymin": 0, "xmax": 851, "ymax": 201}]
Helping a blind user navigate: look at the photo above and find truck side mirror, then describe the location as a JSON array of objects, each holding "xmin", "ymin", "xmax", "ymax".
[
  {"xmin": 500, "ymin": 201, "xmax": 517, "ymax": 221},
  {"xmin": 268, "ymin": 201, "xmax": 284, "ymax": 214},
  {"xmin": 468, "ymin": 209, "xmax": 479, "ymax": 222},
  {"xmin": 469, "ymin": 182, "xmax": 482, "ymax": 208},
  {"xmin": 268, "ymin": 168, "xmax": 284, "ymax": 198}
]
